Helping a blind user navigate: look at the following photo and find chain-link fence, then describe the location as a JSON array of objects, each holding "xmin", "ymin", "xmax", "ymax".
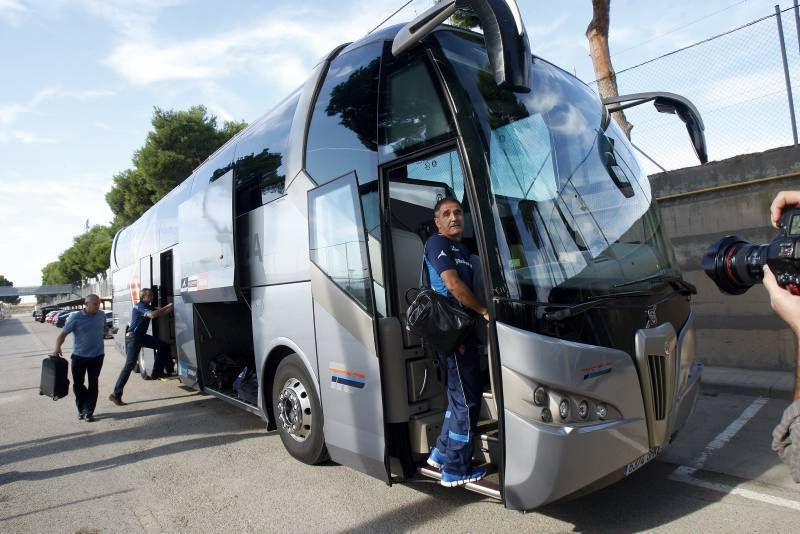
[
  {"xmin": 375, "ymin": 2, "xmax": 800, "ymax": 173},
  {"xmin": 612, "ymin": 4, "xmax": 800, "ymax": 172}
]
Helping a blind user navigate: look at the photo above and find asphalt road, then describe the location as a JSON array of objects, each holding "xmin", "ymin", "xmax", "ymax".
[{"xmin": 1, "ymin": 314, "xmax": 799, "ymax": 533}]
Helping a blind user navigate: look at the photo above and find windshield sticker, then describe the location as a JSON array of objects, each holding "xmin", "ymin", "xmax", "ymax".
[
  {"xmin": 582, "ymin": 359, "xmax": 621, "ymax": 380},
  {"xmin": 330, "ymin": 364, "xmax": 366, "ymax": 392}
]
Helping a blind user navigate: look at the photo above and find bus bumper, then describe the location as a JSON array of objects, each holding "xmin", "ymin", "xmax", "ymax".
[{"xmin": 503, "ymin": 410, "xmax": 649, "ymax": 510}]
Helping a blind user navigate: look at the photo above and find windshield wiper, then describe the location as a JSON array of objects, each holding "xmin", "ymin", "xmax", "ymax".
[
  {"xmin": 543, "ymin": 290, "xmax": 652, "ymax": 321},
  {"xmin": 612, "ymin": 273, "xmax": 697, "ymax": 295}
]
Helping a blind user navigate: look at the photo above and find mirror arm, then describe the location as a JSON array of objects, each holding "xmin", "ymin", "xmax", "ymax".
[
  {"xmin": 606, "ymin": 97, "xmax": 655, "ymax": 114},
  {"xmin": 602, "ymin": 91, "xmax": 708, "ymax": 164}
]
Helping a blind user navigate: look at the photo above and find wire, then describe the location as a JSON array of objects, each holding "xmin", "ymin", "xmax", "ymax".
[
  {"xmin": 597, "ymin": 9, "xmax": 783, "ymax": 83},
  {"xmin": 367, "ymin": 0, "xmax": 417, "ymax": 35},
  {"xmin": 615, "ymin": 0, "xmax": 752, "ymax": 57}
]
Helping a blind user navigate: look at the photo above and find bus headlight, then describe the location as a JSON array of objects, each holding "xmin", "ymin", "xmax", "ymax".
[
  {"xmin": 533, "ymin": 386, "xmax": 548, "ymax": 406},
  {"xmin": 558, "ymin": 399, "xmax": 570, "ymax": 421},
  {"xmin": 541, "ymin": 407, "xmax": 552, "ymax": 423},
  {"xmin": 578, "ymin": 400, "xmax": 589, "ymax": 420}
]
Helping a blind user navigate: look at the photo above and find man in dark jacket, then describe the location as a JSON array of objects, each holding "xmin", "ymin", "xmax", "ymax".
[
  {"xmin": 422, "ymin": 197, "xmax": 489, "ymax": 487},
  {"xmin": 108, "ymin": 288, "xmax": 173, "ymax": 406}
]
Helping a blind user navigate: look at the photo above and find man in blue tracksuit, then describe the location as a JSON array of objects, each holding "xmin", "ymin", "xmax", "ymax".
[
  {"xmin": 108, "ymin": 288, "xmax": 173, "ymax": 406},
  {"xmin": 423, "ymin": 197, "xmax": 489, "ymax": 487}
]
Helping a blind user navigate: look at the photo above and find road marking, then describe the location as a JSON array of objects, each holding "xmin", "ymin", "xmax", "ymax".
[
  {"xmin": 670, "ymin": 473, "xmax": 800, "ymax": 511},
  {"xmin": 677, "ymin": 397, "xmax": 768, "ymax": 478},
  {"xmin": 669, "ymin": 397, "xmax": 800, "ymax": 512}
]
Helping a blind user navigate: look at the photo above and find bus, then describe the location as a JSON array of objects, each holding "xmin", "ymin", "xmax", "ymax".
[{"xmin": 110, "ymin": 0, "xmax": 705, "ymax": 510}]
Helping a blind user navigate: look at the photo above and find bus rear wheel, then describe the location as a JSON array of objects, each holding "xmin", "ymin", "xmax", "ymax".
[{"xmin": 272, "ymin": 354, "xmax": 328, "ymax": 465}]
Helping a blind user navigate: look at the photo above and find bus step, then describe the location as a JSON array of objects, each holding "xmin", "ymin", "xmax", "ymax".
[
  {"xmin": 480, "ymin": 391, "xmax": 497, "ymax": 420},
  {"xmin": 419, "ymin": 465, "xmax": 501, "ymax": 500}
]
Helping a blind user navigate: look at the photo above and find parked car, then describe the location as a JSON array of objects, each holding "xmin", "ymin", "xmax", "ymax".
[
  {"xmin": 45, "ymin": 310, "xmax": 60, "ymax": 324},
  {"xmin": 103, "ymin": 310, "xmax": 117, "ymax": 339},
  {"xmin": 55, "ymin": 310, "xmax": 74, "ymax": 328}
]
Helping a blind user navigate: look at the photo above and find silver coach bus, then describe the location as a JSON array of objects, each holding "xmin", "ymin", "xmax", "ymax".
[{"xmin": 110, "ymin": 0, "xmax": 705, "ymax": 510}]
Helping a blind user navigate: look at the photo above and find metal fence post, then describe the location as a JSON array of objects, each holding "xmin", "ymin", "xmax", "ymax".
[
  {"xmin": 795, "ymin": 0, "xmax": 800, "ymax": 54},
  {"xmin": 777, "ymin": 5, "xmax": 799, "ymax": 145}
]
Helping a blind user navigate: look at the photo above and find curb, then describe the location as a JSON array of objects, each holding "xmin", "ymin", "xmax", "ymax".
[{"xmin": 700, "ymin": 365, "xmax": 795, "ymax": 401}]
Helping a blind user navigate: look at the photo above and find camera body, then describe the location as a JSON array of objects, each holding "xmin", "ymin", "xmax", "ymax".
[{"xmin": 703, "ymin": 206, "xmax": 800, "ymax": 295}]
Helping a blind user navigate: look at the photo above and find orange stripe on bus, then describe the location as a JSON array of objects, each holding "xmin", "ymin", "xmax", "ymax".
[{"xmin": 329, "ymin": 368, "xmax": 366, "ymax": 379}]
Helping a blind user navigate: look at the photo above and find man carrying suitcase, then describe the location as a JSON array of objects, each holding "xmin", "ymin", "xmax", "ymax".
[{"xmin": 53, "ymin": 294, "xmax": 106, "ymax": 422}]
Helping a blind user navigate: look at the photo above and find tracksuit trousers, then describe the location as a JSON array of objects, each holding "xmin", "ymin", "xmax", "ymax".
[
  {"xmin": 433, "ymin": 333, "xmax": 481, "ymax": 475},
  {"xmin": 70, "ymin": 354, "xmax": 104, "ymax": 417}
]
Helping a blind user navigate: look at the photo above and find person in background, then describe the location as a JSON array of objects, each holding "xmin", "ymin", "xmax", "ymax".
[
  {"xmin": 53, "ymin": 294, "xmax": 106, "ymax": 422},
  {"xmin": 765, "ymin": 190, "xmax": 800, "ymax": 482},
  {"xmin": 108, "ymin": 288, "xmax": 173, "ymax": 406}
]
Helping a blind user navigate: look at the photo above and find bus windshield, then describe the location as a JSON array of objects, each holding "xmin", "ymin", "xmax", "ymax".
[{"xmin": 436, "ymin": 31, "xmax": 680, "ymax": 304}]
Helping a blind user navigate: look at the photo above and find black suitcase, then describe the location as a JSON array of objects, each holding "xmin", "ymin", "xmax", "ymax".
[{"xmin": 40, "ymin": 355, "xmax": 70, "ymax": 400}]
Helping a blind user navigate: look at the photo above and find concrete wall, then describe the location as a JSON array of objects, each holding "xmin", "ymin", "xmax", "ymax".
[{"xmin": 651, "ymin": 145, "xmax": 800, "ymax": 370}]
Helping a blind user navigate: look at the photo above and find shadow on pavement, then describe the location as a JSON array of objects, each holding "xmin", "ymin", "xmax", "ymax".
[
  {"xmin": 0, "ymin": 489, "xmax": 134, "ymax": 523},
  {"xmin": 0, "ymin": 431, "xmax": 91, "ymax": 453},
  {"xmin": 0, "ymin": 395, "xmax": 268, "ymax": 477},
  {"xmin": 0, "ymin": 319, "xmax": 31, "ymax": 337}
]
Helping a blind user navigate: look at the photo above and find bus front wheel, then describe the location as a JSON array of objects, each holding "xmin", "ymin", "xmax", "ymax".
[{"xmin": 272, "ymin": 354, "xmax": 329, "ymax": 465}]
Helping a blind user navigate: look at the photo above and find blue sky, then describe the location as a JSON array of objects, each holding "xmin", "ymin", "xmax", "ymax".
[{"xmin": 0, "ymin": 0, "xmax": 786, "ymax": 292}]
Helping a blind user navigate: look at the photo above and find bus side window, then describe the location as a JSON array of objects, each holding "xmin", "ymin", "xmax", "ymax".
[
  {"xmin": 379, "ymin": 50, "xmax": 455, "ymax": 160},
  {"xmin": 234, "ymin": 91, "xmax": 300, "ymax": 215},
  {"xmin": 305, "ymin": 42, "xmax": 382, "ymax": 186}
]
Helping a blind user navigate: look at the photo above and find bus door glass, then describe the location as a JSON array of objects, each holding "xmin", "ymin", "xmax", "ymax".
[
  {"xmin": 307, "ymin": 173, "xmax": 388, "ymax": 482},
  {"xmin": 305, "ymin": 41, "xmax": 389, "ymax": 482}
]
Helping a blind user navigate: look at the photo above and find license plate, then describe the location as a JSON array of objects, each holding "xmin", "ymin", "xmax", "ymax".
[{"xmin": 624, "ymin": 446, "xmax": 664, "ymax": 476}]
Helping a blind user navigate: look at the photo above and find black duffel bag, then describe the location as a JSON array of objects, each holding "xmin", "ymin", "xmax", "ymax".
[{"xmin": 406, "ymin": 287, "xmax": 474, "ymax": 355}]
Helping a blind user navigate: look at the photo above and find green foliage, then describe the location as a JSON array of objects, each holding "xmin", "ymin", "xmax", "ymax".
[
  {"xmin": 44, "ymin": 105, "xmax": 246, "ymax": 288},
  {"xmin": 127, "ymin": 106, "xmax": 248, "ymax": 205},
  {"xmin": 0, "ymin": 275, "xmax": 21, "ymax": 305},
  {"xmin": 105, "ymin": 169, "xmax": 152, "ymax": 228},
  {"xmin": 435, "ymin": 1, "xmax": 480, "ymax": 30}
]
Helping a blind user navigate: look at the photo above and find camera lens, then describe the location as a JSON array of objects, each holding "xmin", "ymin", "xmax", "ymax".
[{"xmin": 702, "ymin": 235, "xmax": 768, "ymax": 294}]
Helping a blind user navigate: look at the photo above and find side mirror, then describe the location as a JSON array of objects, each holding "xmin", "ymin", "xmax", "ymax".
[
  {"xmin": 392, "ymin": 0, "xmax": 531, "ymax": 92},
  {"xmin": 602, "ymin": 91, "xmax": 708, "ymax": 164},
  {"xmin": 653, "ymin": 96, "xmax": 708, "ymax": 165}
]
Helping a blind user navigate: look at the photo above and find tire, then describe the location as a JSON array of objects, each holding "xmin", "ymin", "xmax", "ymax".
[
  {"xmin": 139, "ymin": 352, "xmax": 149, "ymax": 379},
  {"xmin": 272, "ymin": 354, "xmax": 329, "ymax": 465}
]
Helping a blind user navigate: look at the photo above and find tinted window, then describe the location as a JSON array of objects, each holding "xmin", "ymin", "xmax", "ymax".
[
  {"xmin": 305, "ymin": 43, "xmax": 381, "ymax": 186},
  {"xmin": 438, "ymin": 30, "xmax": 678, "ymax": 303},
  {"xmin": 189, "ymin": 143, "xmax": 236, "ymax": 196},
  {"xmin": 308, "ymin": 174, "xmax": 373, "ymax": 314},
  {"xmin": 235, "ymin": 91, "xmax": 300, "ymax": 214},
  {"xmin": 380, "ymin": 54, "xmax": 454, "ymax": 158}
]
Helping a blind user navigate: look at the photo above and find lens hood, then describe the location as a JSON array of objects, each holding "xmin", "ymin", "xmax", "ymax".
[{"xmin": 702, "ymin": 235, "xmax": 752, "ymax": 294}]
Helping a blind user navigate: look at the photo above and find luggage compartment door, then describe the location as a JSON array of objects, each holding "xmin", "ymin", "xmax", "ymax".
[
  {"xmin": 177, "ymin": 169, "xmax": 238, "ymax": 303},
  {"xmin": 308, "ymin": 173, "xmax": 389, "ymax": 482}
]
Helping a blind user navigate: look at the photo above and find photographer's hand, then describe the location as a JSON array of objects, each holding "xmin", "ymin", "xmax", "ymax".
[
  {"xmin": 764, "ymin": 265, "xmax": 800, "ymax": 334},
  {"xmin": 770, "ymin": 191, "xmax": 800, "ymax": 228}
]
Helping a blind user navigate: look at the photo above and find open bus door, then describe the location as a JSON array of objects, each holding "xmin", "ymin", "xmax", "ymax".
[{"xmin": 307, "ymin": 173, "xmax": 390, "ymax": 483}]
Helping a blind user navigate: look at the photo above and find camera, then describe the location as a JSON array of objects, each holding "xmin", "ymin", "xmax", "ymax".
[{"xmin": 703, "ymin": 206, "xmax": 800, "ymax": 295}]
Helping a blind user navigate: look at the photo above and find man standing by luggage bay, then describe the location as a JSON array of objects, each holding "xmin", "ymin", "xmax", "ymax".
[
  {"xmin": 423, "ymin": 197, "xmax": 489, "ymax": 487},
  {"xmin": 53, "ymin": 294, "xmax": 106, "ymax": 422},
  {"xmin": 109, "ymin": 288, "xmax": 173, "ymax": 406}
]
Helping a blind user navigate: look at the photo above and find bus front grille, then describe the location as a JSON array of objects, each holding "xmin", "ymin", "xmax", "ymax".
[
  {"xmin": 635, "ymin": 323, "xmax": 678, "ymax": 448},
  {"xmin": 648, "ymin": 354, "xmax": 667, "ymax": 420}
]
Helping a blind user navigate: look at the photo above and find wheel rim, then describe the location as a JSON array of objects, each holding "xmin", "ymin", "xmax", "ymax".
[{"xmin": 277, "ymin": 377, "xmax": 313, "ymax": 442}]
